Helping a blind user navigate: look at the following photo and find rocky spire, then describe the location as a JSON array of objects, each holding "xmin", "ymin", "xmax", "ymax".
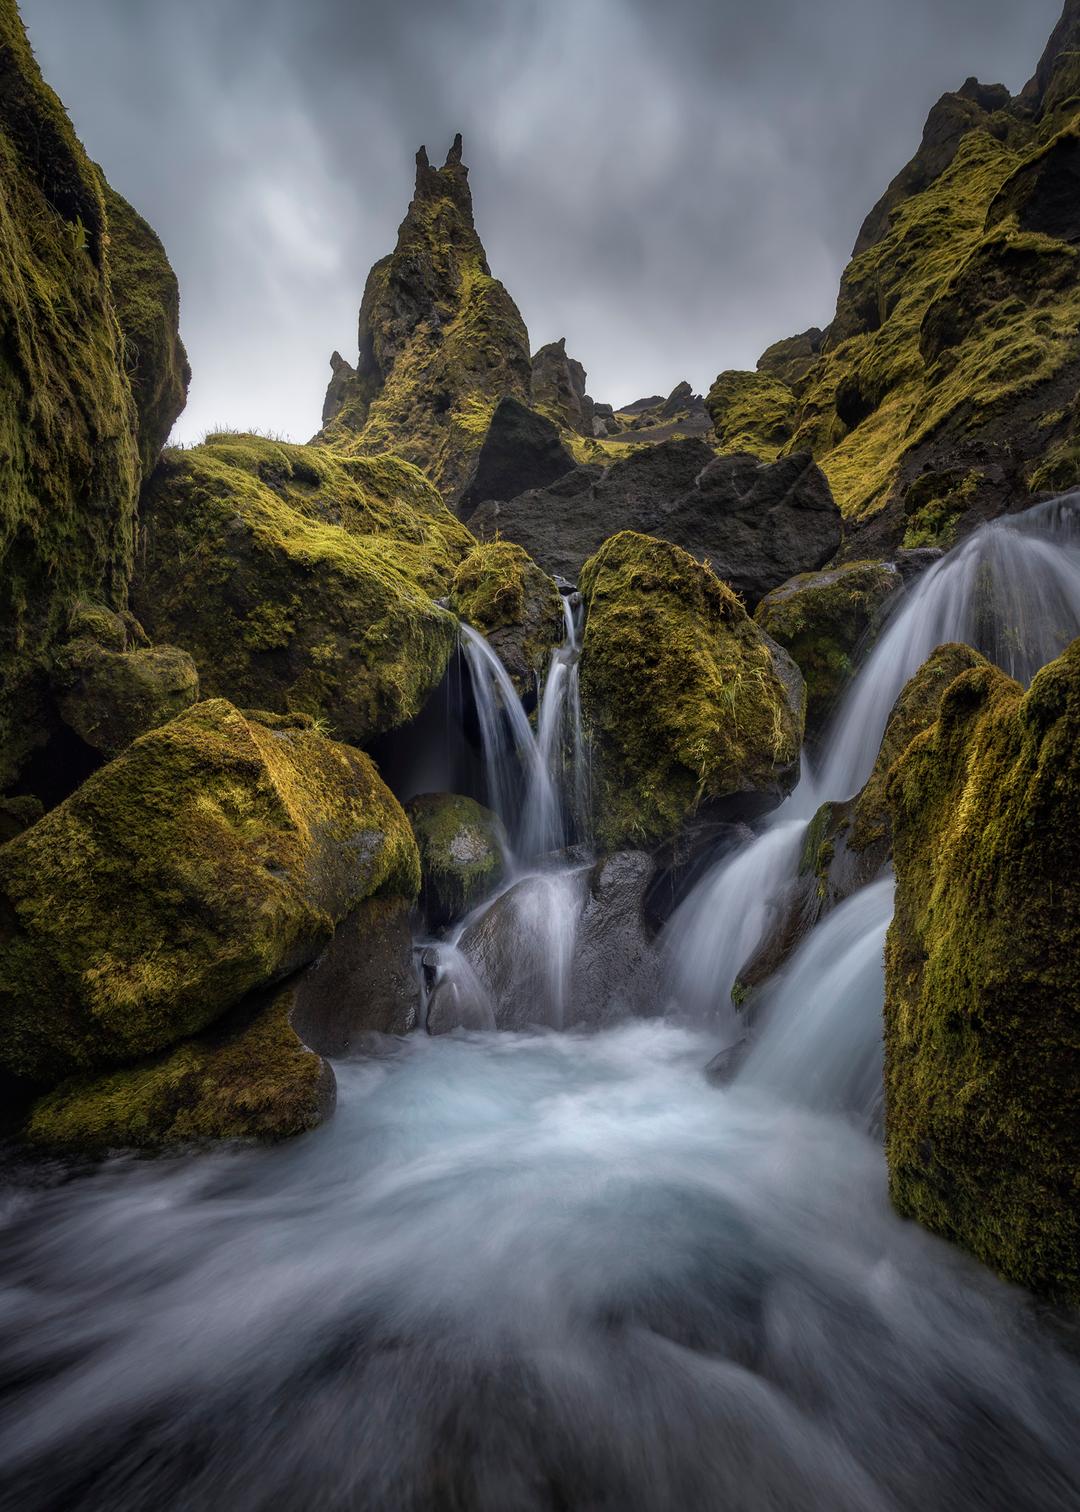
[{"xmin": 1022, "ymin": 0, "xmax": 1080, "ymax": 105}]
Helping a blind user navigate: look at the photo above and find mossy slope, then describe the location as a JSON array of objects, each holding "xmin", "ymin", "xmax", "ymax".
[
  {"xmin": 0, "ymin": 698, "xmax": 419, "ymax": 1083},
  {"xmin": 318, "ymin": 136, "xmax": 531, "ymax": 500},
  {"xmin": 579, "ymin": 532, "xmax": 804, "ymax": 849},
  {"xmin": 134, "ymin": 434, "xmax": 473, "ymax": 743},
  {"xmin": 706, "ymin": 13, "xmax": 1080, "ymax": 545},
  {"xmin": 884, "ymin": 640, "xmax": 1080, "ymax": 1301}
]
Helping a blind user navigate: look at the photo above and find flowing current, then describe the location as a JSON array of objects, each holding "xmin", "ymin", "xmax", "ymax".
[{"xmin": 2, "ymin": 497, "xmax": 1080, "ymax": 1510}]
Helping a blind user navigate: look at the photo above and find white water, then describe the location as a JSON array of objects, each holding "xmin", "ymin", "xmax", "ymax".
[
  {"xmin": 2, "ymin": 1024, "xmax": 1078, "ymax": 1510},
  {"xmin": 667, "ymin": 493, "xmax": 1080, "ymax": 1021}
]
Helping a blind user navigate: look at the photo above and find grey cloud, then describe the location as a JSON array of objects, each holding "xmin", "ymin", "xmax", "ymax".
[{"xmin": 18, "ymin": 0, "xmax": 1065, "ymax": 444}]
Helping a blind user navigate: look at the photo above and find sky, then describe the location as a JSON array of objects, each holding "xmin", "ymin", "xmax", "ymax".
[{"xmin": 19, "ymin": 0, "xmax": 1064, "ymax": 446}]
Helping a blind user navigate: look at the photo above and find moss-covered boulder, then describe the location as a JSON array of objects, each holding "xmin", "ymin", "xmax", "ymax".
[
  {"xmin": 579, "ymin": 533, "xmax": 804, "ymax": 850},
  {"xmin": 50, "ymin": 601, "xmax": 198, "ymax": 759},
  {"xmin": 884, "ymin": 639, "xmax": 1080, "ymax": 1302},
  {"xmin": 449, "ymin": 540, "xmax": 564, "ymax": 697},
  {"xmin": 706, "ymin": 370, "xmax": 797, "ymax": 461},
  {"xmin": 755, "ymin": 560, "xmax": 900, "ymax": 730},
  {"xmin": 22, "ymin": 985, "xmax": 335, "ymax": 1153},
  {"xmin": 317, "ymin": 135, "xmax": 532, "ymax": 500},
  {"xmin": 132, "ymin": 435, "xmax": 473, "ymax": 744},
  {"xmin": 0, "ymin": 699, "xmax": 419, "ymax": 1083},
  {"xmin": 101, "ymin": 182, "xmax": 190, "ymax": 478},
  {"xmin": 406, "ymin": 792, "xmax": 508, "ymax": 924}
]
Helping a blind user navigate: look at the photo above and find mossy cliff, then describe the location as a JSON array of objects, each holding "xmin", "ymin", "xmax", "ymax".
[
  {"xmin": 0, "ymin": 1, "xmax": 187, "ymax": 792},
  {"xmin": 884, "ymin": 640, "xmax": 1080, "ymax": 1302},
  {"xmin": 134, "ymin": 434, "xmax": 473, "ymax": 743},
  {"xmin": 317, "ymin": 135, "xmax": 532, "ymax": 501},
  {"xmin": 0, "ymin": 698, "xmax": 419, "ymax": 1084},
  {"xmin": 449, "ymin": 540, "xmax": 564, "ymax": 697},
  {"xmin": 708, "ymin": 3, "xmax": 1080, "ymax": 549},
  {"xmin": 755, "ymin": 560, "xmax": 899, "ymax": 730},
  {"xmin": 578, "ymin": 533, "xmax": 804, "ymax": 850}
]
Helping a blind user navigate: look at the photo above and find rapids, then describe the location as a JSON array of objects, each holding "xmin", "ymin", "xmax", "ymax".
[{"xmin": 3, "ymin": 496, "xmax": 1080, "ymax": 1509}]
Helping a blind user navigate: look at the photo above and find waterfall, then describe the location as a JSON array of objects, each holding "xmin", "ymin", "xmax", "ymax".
[{"xmin": 667, "ymin": 492, "xmax": 1080, "ymax": 1021}]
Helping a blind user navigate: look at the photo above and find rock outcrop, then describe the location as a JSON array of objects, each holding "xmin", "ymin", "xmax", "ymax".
[
  {"xmin": 0, "ymin": 699, "xmax": 419, "ymax": 1083},
  {"xmin": 706, "ymin": 2, "xmax": 1080, "ymax": 550},
  {"xmin": 531, "ymin": 337, "xmax": 595, "ymax": 436},
  {"xmin": 457, "ymin": 396, "xmax": 576, "ymax": 516},
  {"xmin": 133, "ymin": 434, "xmax": 472, "ymax": 744},
  {"xmin": 0, "ymin": 1, "xmax": 186, "ymax": 792},
  {"xmin": 406, "ymin": 792, "xmax": 508, "ymax": 925},
  {"xmin": 755, "ymin": 560, "xmax": 900, "ymax": 730},
  {"xmin": 466, "ymin": 440, "xmax": 842, "ymax": 601},
  {"xmin": 579, "ymin": 533, "xmax": 805, "ymax": 849},
  {"xmin": 884, "ymin": 637, "xmax": 1080, "ymax": 1302},
  {"xmin": 448, "ymin": 539, "xmax": 564, "ymax": 697},
  {"xmin": 316, "ymin": 135, "xmax": 532, "ymax": 500}
]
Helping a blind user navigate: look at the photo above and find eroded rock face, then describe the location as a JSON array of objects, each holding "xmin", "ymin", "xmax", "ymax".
[
  {"xmin": 133, "ymin": 435, "xmax": 472, "ymax": 744},
  {"xmin": 457, "ymin": 397, "xmax": 576, "ymax": 517},
  {"xmin": 465, "ymin": 440, "xmax": 841, "ymax": 601},
  {"xmin": 579, "ymin": 533, "xmax": 805, "ymax": 850},
  {"xmin": 755, "ymin": 560, "xmax": 900, "ymax": 731},
  {"xmin": 449, "ymin": 540, "xmax": 564, "ymax": 698},
  {"xmin": 0, "ymin": 5, "xmax": 185, "ymax": 791},
  {"xmin": 316, "ymin": 135, "xmax": 532, "ymax": 499},
  {"xmin": 0, "ymin": 699, "xmax": 419, "ymax": 1083},
  {"xmin": 530, "ymin": 338, "xmax": 595, "ymax": 436},
  {"xmin": 884, "ymin": 638, "xmax": 1080, "ymax": 1303},
  {"xmin": 406, "ymin": 792, "xmax": 508, "ymax": 926}
]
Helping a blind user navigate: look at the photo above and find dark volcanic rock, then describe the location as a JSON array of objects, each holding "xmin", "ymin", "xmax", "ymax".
[
  {"xmin": 289, "ymin": 898, "xmax": 420, "ymax": 1054},
  {"xmin": 466, "ymin": 439, "xmax": 841, "ymax": 602},
  {"xmin": 571, "ymin": 852, "xmax": 661, "ymax": 1026},
  {"xmin": 531, "ymin": 337, "xmax": 595, "ymax": 436},
  {"xmin": 458, "ymin": 396, "xmax": 576, "ymax": 516}
]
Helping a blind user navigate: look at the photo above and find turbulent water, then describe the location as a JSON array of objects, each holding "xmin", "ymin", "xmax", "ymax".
[
  {"xmin": 3, "ymin": 497, "xmax": 1080, "ymax": 1508},
  {"xmin": 3, "ymin": 1022, "xmax": 1080, "ymax": 1512}
]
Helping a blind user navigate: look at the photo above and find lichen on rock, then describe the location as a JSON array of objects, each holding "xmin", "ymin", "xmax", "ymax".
[
  {"xmin": 449, "ymin": 539, "xmax": 564, "ymax": 697},
  {"xmin": 133, "ymin": 434, "xmax": 473, "ymax": 743},
  {"xmin": 578, "ymin": 532, "xmax": 804, "ymax": 850},
  {"xmin": 884, "ymin": 638, "xmax": 1080, "ymax": 1302},
  {"xmin": 0, "ymin": 698, "xmax": 419, "ymax": 1083}
]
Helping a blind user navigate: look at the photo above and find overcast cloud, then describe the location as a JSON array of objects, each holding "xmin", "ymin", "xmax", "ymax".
[{"xmin": 19, "ymin": 0, "xmax": 1064, "ymax": 445}]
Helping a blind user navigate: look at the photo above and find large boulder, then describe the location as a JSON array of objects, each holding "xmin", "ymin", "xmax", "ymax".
[
  {"xmin": 579, "ymin": 533, "xmax": 805, "ymax": 850},
  {"xmin": 288, "ymin": 896, "xmax": 420, "ymax": 1053},
  {"xmin": 406, "ymin": 792, "xmax": 509, "ymax": 925},
  {"xmin": 466, "ymin": 440, "xmax": 841, "ymax": 601},
  {"xmin": 755, "ymin": 560, "xmax": 900, "ymax": 730},
  {"xmin": 0, "ymin": 699, "xmax": 419, "ymax": 1083},
  {"xmin": 21, "ymin": 984, "xmax": 336, "ymax": 1153},
  {"xmin": 50, "ymin": 601, "xmax": 199, "ymax": 760},
  {"xmin": 0, "ymin": 4, "xmax": 184, "ymax": 790},
  {"xmin": 457, "ymin": 396, "xmax": 576, "ymax": 516},
  {"xmin": 884, "ymin": 639, "xmax": 1080, "ymax": 1302},
  {"xmin": 448, "ymin": 540, "xmax": 564, "ymax": 697},
  {"xmin": 316, "ymin": 135, "xmax": 532, "ymax": 500},
  {"xmin": 133, "ymin": 435, "xmax": 472, "ymax": 744}
]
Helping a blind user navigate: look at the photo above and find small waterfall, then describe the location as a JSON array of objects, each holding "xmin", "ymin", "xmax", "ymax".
[
  {"xmin": 461, "ymin": 593, "xmax": 589, "ymax": 865},
  {"xmin": 667, "ymin": 492, "xmax": 1080, "ymax": 1021}
]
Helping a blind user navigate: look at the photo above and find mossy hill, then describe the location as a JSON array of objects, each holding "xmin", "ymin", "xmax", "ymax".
[{"xmin": 708, "ymin": 4, "xmax": 1080, "ymax": 551}]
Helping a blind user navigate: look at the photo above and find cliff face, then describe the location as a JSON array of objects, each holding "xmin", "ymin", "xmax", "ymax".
[
  {"xmin": 0, "ymin": 0, "xmax": 187, "ymax": 792},
  {"xmin": 317, "ymin": 135, "xmax": 532, "ymax": 501},
  {"xmin": 708, "ymin": 0, "xmax": 1080, "ymax": 554}
]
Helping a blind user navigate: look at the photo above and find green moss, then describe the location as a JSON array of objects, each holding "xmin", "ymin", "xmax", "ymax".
[
  {"xmin": 449, "ymin": 540, "xmax": 563, "ymax": 694},
  {"xmin": 0, "ymin": 697, "xmax": 419, "ymax": 1083},
  {"xmin": 579, "ymin": 532, "xmax": 804, "ymax": 849},
  {"xmin": 101, "ymin": 181, "xmax": 189, "ymax": 478},
  {"xmin": 24, "ymin": 985, "xmax": 334, "ymax": 1152},
  {"xmin": 0, "ymin": 1, "xmax": 143, "ymax": 788},
  {"xmin": 318, "ymin": 142, "xmax": 532, "ymax": 498},
  {"xmin": 755, "ymin": 560, "xmax": 899, "ymax": 729},
  {"xmin": 406, "ymin": 791, "xmax": 507, "ymax": 922},
  {"xmin": 706, "ymin": 370, "xmax": 797, "ymax": 461},
  {"xmin": 134, "ymin": 435, "xmax": 473, "ymax": 743},
  {"xmin": 884, "ymin": 640, "xmax": 1080, "ymax": 1302}
]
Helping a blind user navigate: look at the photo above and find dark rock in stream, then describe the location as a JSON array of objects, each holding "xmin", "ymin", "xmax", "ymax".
[{"xmin": 290, "ymin": 897, "xmax": 421, "ymax": 1054}]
